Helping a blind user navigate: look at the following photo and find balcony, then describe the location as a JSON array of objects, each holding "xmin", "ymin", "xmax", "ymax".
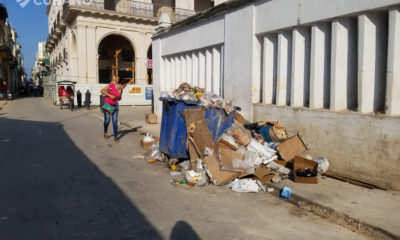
[{"xmin": 63, "ymin": 0, "xmax": 195, "ymax": 22}]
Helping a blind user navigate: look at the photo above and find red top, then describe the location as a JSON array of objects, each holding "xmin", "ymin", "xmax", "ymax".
[
  {"xmin": 1, "ymin": 83, "xmax": 8, "ymax": 91},
  {"xmin": 104, "ymin": 83, "xmax": 119, "ymax": 105}
]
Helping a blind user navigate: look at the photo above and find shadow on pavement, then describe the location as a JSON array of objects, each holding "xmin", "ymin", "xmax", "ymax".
[
  {"xmin": 169, "ymin": 221, "xmax": 201, "ymax": 240},
  {"xmin": 118, "ymin": 126, "xmax": 142, "ymax": 140},
  {"xmin": 0, "ymin": 117, "xmax": 162, "ymax": 240}
]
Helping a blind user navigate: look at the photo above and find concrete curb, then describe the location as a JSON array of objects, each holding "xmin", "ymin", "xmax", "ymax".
[{"xmin": 268, "ymin": 189, "xmax": 398, "ymax": 240}]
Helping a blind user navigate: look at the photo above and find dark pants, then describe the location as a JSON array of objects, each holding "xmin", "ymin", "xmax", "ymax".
[
  {"xmin": 103, "ymin": 104, "xmax": 119, "ymax": 137},
  {"xmin": 2, "ymin": 91, "xmax": 7, "ymax": 99}
]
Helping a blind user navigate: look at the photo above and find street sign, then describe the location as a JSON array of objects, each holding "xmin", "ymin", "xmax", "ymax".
[
  {"xmin": 145, "ymin": 87, "xmax": 153, "ymax": 100},
  {"xmin": 147, "ymin": 60, "xmax": 152, "ymax": 69}
]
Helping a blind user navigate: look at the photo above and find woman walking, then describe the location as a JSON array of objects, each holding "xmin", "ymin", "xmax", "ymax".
[{"xmin": 100, "ymin": 78, "xmax": 129, "ymax": 142}]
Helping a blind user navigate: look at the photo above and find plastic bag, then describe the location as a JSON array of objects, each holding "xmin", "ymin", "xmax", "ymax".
[
  {"xmin": 232, "ymin": 179, "xmax": 259, "ymax": 193},
  {"xmin": 185, "ymin": 170, "xmax": 207, "ymax": 186},
  {"xmin": 143, "ymin": 133, "xmax": 154, "ymax": 142},
  {"xmin": 150, "ymin": 143, "xmax": 161, "ymax": 160},
  {"xmin": 314, "ymin": 157, "xmax": 329, "ymax": 174},
  {"xmin": 248, "ymin": 139, "xmax": 275, "ymax": 159}
]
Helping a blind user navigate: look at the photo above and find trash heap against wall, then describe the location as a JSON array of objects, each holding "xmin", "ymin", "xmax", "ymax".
[{"xmin": 142, "ymin": 83, "xmax": 329, "ymax": 193}]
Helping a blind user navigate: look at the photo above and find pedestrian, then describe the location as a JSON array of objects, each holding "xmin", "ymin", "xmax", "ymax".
[
  {"xmin": 100, "ymin": 78, "xmax": 130, "ymax": 142},
  {"xmin": 1, "ymin": 81, "xmax": 8, "ymax": 100}
]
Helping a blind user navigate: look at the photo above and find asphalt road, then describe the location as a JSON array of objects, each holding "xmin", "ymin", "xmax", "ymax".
[{"xmin": 0, "ymin": 98, "xmax": 365, "ymax": 240}]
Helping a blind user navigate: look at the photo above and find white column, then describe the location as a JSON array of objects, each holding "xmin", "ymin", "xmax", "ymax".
[
  {"xmin": 192, "ymin": 52, "xmax": 199, "ymax": 86},
  {"xmin": 76, "ymin": 26, "xmax": 87, "ymax": 83},
  {"xmin": 165, "ymin": 57, "xmax": 171, "ymax": 91},
  {"xmin": 181, "ymin": 55, "xmax": 187, "ymax": 84},
  {"xmin": 212, "ymin": 47, "xmax": 221, "ymax": 96},
  {"xmin": 205, "ymin": 48, "xmax": 213, "ymax": 92},
  {"xmin": 175, "ymin": 55, "xmax": 181, "ymax": 88},
  {"xmin": 170, "ymin": 56, "xmax": 176, "ymax": 89},
  {"xmin": 263, "ymin": 35, "xmax": 276, "ymax": 104},
  {"xmin": 186, "ymin": 53, "xmax": 192, "ymax": 86},
  {"xmin": 386, "ymin": 8, "xmax": 400, "ymax": 115},
  {"xmin": 199, "ymin": 50, "xmax": 206, "ymax": 88},
  {"xmin": 160, "ymin": 58, "xmax": 165, "ymax": 91},
  {"xmin": 86, "ymin": 27, "xmax": 97, "ymax": 83},
  {"xmin": 358, "ymin": 14, "xmax": 381, "ymax": 113},
  {"xmin": 276, "ymin": 32, "xmax": 290, "ymax": 105},
  {"xmin": 310, "ymin": 23, "xmax": 329, "ymax": 109},
  {"xmin": 291, "ymin": 28, "xmax": 308, "ymax": 107},
  {"xmin": 331, "ymin": 20, "xmax": 349, "ymax": 111}
]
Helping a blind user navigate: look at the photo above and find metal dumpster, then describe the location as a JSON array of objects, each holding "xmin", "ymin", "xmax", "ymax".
[{"xmin": 159, "ymin": 97, "xmax": 236, "ymax": 159}]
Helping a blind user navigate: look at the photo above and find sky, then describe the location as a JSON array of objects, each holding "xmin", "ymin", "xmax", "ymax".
[{"xmin": 1, "ymin": 0, "xmax": 48, "ymax": 79}]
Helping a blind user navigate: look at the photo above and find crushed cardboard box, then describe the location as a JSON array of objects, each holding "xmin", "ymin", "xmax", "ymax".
[
  {"xmin": 276, "ymin": 133, "xmax": 309, "ymax": 161},
  {"xmin": 219, "ymin": 148, "xmax": 253, "ymax": 173},
  {"xmin": 293, "ymin": 156, "xmax": 318, "ymax": 184},
  {"xmin": 145, "ymin": 113, "xmax": 157, "ymax": 124},
  {"xmin": 202, "ymin": 154, "xmax": 241, "ymax": 185},
  {"xmin": 232, "ymin": 126, "xmax": 251, "ymax": 146}
]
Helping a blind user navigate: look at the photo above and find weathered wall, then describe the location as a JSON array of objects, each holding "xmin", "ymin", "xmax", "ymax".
[
  {"xmin": 152, "ymin": 0, "xmax": 400, "ymax": 190},
  {"xmin": 254, "ymin": 104, "xmax": 400, "ymax": 190}
]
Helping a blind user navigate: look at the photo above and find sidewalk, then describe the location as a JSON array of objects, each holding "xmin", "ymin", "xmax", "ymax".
[
  {"xmin": 273, "ymin": 177, "xmax": 400, "ymax": 238},
  {"xmin": 112, "ymin": 105, "xmax": 400, "ymax": 239}
]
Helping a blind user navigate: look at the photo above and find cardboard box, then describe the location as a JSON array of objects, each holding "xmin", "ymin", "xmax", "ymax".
[
  {"xmin": 232, "ymin": 126, "xmax": 251, "ymax": 146},
  {"xmin": 145, "ymin": 113, "xmax": 157, "ymax": 124},
  {"xmin": 254, "ymin": 166, "xmax": 276, "ymax": 184},
  {"xmin": 234, "ymin": 112, "xmax": 247, "ymax": 125},
  {"xmin": 276, "ymin": 133, "xmax": 310, "ymax": 161},
  {"xmin": 218, "ymin": 138, "xmax": 239, "ymax": 151},
  {"xmin": 219, "ymin": 148, "xmax": 251, "ymax": 173},
  {"xmin": 140, "ymin": 137, "xmax": 159, "ymax": 149},
  {"xmin": 202, "ymin": 154, "xmax": 241, "ymax": 185},
  {"xmin": 293, "ymin": 156, "xmax": 318, "ymax": 184}
]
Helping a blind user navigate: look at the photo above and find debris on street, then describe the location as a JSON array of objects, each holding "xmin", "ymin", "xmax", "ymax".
[{"xmin": 141, "ymin": 82, "xmax": 331, "ymax": 193}]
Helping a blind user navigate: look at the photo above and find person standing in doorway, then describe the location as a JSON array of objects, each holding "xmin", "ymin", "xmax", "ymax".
[
  {"xmin": 100, "ymin": 78, "xmax": 129, "ymax": 142},
  {"xmin": 1, "ymin": 81, "xmax": 8, "ymax": 100}
]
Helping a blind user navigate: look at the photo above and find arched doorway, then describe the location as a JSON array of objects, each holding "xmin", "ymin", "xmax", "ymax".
[
  {"xmin": 98, "ymin": 34, "xmax": 135, "ymax": 84},
  {"xmin": 147, "ymin": 44, "xmax": 152, "ymax": 84}
]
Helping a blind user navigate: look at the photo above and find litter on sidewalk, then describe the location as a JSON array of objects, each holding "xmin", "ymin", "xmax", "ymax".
[{"xmin": 140, "ymin": 83, "xmax": 331, "ymax": 193}]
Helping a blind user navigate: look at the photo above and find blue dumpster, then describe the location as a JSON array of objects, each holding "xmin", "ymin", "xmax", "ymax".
[{"xmin": 159, "ymin": 97, "xmax": 236, "ymax": 159}]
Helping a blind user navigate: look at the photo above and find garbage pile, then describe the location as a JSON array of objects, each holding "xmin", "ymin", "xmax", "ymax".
[
  {"xmin": 143, "ymin": 83, "xmax": 329, "ymax": 194},
  {"xmin": 160, "ymin": 83, "xmax": 235, "ymax": 113}
]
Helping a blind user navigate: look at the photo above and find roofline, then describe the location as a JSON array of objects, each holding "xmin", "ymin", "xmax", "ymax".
[{"xmin": 153, "ymin": 0, "xmax": 255, "ymax": 39}]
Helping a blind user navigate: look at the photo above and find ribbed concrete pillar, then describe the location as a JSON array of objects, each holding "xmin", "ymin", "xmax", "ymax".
[
  {"xmin": 192, "ymin": 52, "xmax": 199, "ymax": 87},
  {"xmin": 331, "ymin": 20, "xmax": 350, "ymax": 111},
  {"xmin": 181, "ymin": 55, "xmax": 187, "ymax": 84},
  {"xmin": 165, "ymin": 57, "xmax": 171, "ymax": 91},
  {"xmin": 276, "ymin": 32, "xmax": 291, "ymax": 105},
  {"xmin": 170, "ymin": 56, "xmax": 176, "ymax": 89},
  {"xmin": 199, "ymin": 50, "xmax": 206, "ymax": 88},
  {"xmin": 291, "ymin": 28, "xmax": 308, "ymax": 107},
  {"xmin": 310, "ymin": 23, "xmax": 330, "ymax": 109},
  {"xmin": 358, "ymin": 13, "xmax": 387, "ymax": 113},
  {"xmin": 205, "ymin": 49, "xmax": 213, "ymax": 92},
  {"xmin": 175, "ymin": 56, "xmax": 181, "ymax": 87},
  {"xmin": 386, "ymin": 8, "xmax": 400, "ymax": 115},
  {"xmin": 263, "ymin": 35, "xmax": 277, "ymax": 104},
  {"xmin": 212, "ymin": 47, "xmax": 221, "ymax": 96},
  {"xmin": 186, "ymin": 53, "xmax": 192, "ymax": 86}
]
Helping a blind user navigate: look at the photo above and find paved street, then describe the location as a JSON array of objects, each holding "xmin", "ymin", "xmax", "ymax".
[{"xmin": 0, "ymin": 98, "xmax": 365, "ymax": 240}]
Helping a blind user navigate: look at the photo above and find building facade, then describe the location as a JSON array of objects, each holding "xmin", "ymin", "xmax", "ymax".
[
  {"xmin": 152, "ymin": 0, "xmax": 400, "ymax": 190},
  {"xmin": 0, "ymin": 4, "xmax": 25, "ymax": 97},
  {"xmin": 45, "ymin": 0, "xmax": 221, "ymax": 105},
  {"xmin": 31, "ymin": 41, "xmax": 49, "ymax": 86}
]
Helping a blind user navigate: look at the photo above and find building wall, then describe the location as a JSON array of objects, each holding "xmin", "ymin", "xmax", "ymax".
[{"xmin": 153, "ymin": 0, "xmax": 400, "ymax": 190}]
